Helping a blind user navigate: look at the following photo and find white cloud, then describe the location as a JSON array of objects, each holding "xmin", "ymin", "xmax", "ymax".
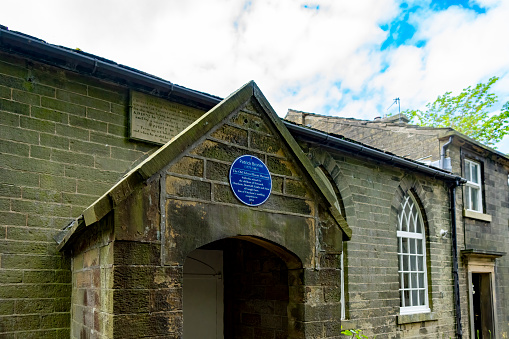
[{"xmin": 2, "ymin": 0, "xmax": 509, "ymax": 150}]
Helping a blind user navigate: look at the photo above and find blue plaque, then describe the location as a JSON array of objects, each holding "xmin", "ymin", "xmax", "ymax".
[{"xmin": 229, "ymin": 155, "xmax": 272, "ymax": 206}]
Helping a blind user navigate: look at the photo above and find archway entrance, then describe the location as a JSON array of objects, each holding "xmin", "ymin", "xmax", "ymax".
[{"xmin": 183, "ymin": 237, "xmax": 303, "ymax": 339}]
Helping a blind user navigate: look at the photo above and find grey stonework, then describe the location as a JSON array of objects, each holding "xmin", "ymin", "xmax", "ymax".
[
  {"xmin": 287, "ymin": 109, "xmax": 509, "ymax": 338},
  {"xmin": 299, "ymin": 147, "xmax": 458, "ymax": 338},
  {"xmin": 0, "ymin": 50, "xmax": 159, "ymax": 338},
  {"xmin": 0, "ymin": 32, "xmax": 466, "ymax": 338}
]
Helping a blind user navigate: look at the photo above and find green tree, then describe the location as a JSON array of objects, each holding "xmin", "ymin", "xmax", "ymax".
[{"xmin": 402, "ymin": 76, "xmax": 509, "ymax": 148}]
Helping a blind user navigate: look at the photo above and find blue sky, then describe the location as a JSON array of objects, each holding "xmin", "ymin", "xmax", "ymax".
[{"xmin": 2, "ymin": 0, "xmax": 509, "ymax": 150}]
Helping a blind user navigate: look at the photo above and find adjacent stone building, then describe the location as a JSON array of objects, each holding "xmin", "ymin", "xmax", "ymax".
[
  {"xmin": 286, "ymin": 109, "xmax": 509, "ymax": 339},
  {"xmin": 0, "ymin": 26, "xmax": 467, "ymax": 338}
]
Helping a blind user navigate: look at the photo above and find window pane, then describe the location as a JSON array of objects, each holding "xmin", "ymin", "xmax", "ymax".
[
  {"xmin": 403, "ymin": 255, "xmax": 409, "ymax": 271},
  {"xmin": 412, "ymin": 290, "xmax": 418, "ymax": 306},
  {"xmin": 404, "ymin": 273, "xmax": 410, "ymax": 288},
  {"xmin": 465, "ymin": 187, "xmax": 471, "ymax": 209},
  {"xmin": 417, "ymin": 239, "xmax": 423, "ymax": 254},
  {"xmin": 410, "ymin": 255, "xmax": 417, "ymax": 271},
  {"xmin": 471, "ymin": 163, "xmax": 479, "ymax": 183},
  {"xmin": 471, "ymin": 187, "xmax": 479, "ymax": 211},
  {"xmin": 418, "ymin": 255, "xmax": 423, "ymax": 271},
  {"xmin": 410, "ymin": 239, "xmax": 416, "ymax": 254},
  {"xmin": 418, "ymin": 273, "xmax": 424, "ymax": 288},
  {"xmin": 415, "ymin": 216, "xmax": 421, "ymax": 233},
  {"xmin": 465, "ymin": 161, "xmax": 471, "ymax": 181},
  {"xmin": 404, "ymin": 290, "xmax": 410, "ymax": 306},
  {"xmin": 411, "ymin": 273, "xmax": 417, "ymax": 288},
  {"xmin": 419, "ymin": 290, "xmax": 425, "ymax": 306},
  {"xmin": 409, "ymin": 215, "xmax": 415, "ymax": 233},
  {"xmin": 402, "ymin": 238, "xmax": 408, "ymax": 254}
]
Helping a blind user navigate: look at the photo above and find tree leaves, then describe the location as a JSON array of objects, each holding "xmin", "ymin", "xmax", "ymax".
[{"xmin": 402, "ymin": 77, "xmax": 509, "ymax": 148}]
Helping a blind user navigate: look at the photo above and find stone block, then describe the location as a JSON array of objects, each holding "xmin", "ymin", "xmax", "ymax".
[
  {"xmin": 205, "ymin": 160, "xmax": 229, "ymax": 182},
  {"xmin": 88, "ymin": 107, "xmax": 126, "ymax": 126},
  {"xmin": 271, "ymin": 175, "xmax": 284, "ymax": 194},
  {"xmin": 168, "ymin": 156, "xmax": 204, "ymax": 178},
  {"xmin": 88, "ymin": 86, "xmax": 126, "ymax": 105},
  {"xmin": 52, "ymin": 149, "xmax": 95, "ymax": 166},
  {"xmin": 0, "ymin": 139, "xmax": 30, "ymax": 157},
  {"xmin": 0, "ymin": 84, "xmax": 10, "ymax": 99},
  {"xmin": 23, "ymin": 270, "xmax": 55, "ymax": 283},
  {"xmin": 0, "ymin": 124, "xmax": 39, "ymax": 145},
  {"xmin": 231, "ymin": 110, "xmax": 270, "ymax": 134},
  {"xmin": 0, "ymin": 98, "xmax": 30, "ymax": 115},
  {"xmin": 285, "ymin": 179, "xmax": 309, "ymax": 198},
  {"xmin": 251, "ymin": 132, "xmax": 284, "ymax": 154},
  {"xmin": 0, "ymin": 300, "xmax": 15, "ymax": 316},
  {"xmin": 83, "ymin": 248, "xmax": 99, "ymax": 268},
  {"xmin": 242, "ymin": 313, "xmax": 261, "ymax": 327},
  {"xmin": 113, "ymin": 241, "xmax": 160, "ymax": 266},
  {"xmin": 107, "ymin": 123, "xmax": 126, "ymax": 137},
  {"xmin": 192, "ymin": 139, "xmax": 249, "ymax": 163},
  {"xmin": 90, "ymin": 131, "xmax": 132, "ymax": 149},
  {"xmin": 69, "ymin": 115, "xmax": 108, "ymax": 133},
  {"xmin": 56, "ymin": 89, "xmax": 109, "ymax": 111},
  {"xmin": 166, "ymin": 175, "xmax": 211, "ymax": 200},
  {"xmin": 0, "ymin": 314, "xmax": 41, "ymax": 332},
  {"xmin": 213, "ymin": 183, "xmax": 240, "ymax": 204},
  {"xmin": 12, "ymin": 89, "xmax": 40, "ymax": 105},
  {"xmin": 40, "ymin": 133, "xmax": 69, "ymax": 150},
  {"xmin": 211, "ymin": 124, "xmax": 248, "ymax": 147},
  {"xmin": 64, "ymin": 165, "xmax": 120, "ymax": 183},
  {"xmin": 263, "ymin": 194, "xmax": 313, "ymax": 215},
  {"xmin": 267, "ymin": 156, "xmax": 296, "ymax": 176}
]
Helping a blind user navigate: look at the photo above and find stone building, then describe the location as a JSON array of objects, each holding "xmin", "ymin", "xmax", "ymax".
[
  {"xmin": 286, "ymin": 109, "xmax": 509, "ymax": 339},
  {"xmin": 0, "ymin": 26, "xmax": 465, "ymax": 338}
]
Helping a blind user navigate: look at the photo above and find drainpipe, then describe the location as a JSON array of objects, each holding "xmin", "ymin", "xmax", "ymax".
[
  {"xmin": 443, "ymin": 135, "xmax": 462, "ymax": 338},
  {"xmin": 441, "ymin": 136, "xmax": 453, "ymax": 170},
  {"xmin": 450, "ymin": 179, "xmax": 463, "ymax": 339}
]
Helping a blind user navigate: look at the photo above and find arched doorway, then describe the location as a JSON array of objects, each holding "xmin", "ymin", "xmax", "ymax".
[{"xmin": 183, "ymin": 237, "xmax": 304, "ymax": 339}]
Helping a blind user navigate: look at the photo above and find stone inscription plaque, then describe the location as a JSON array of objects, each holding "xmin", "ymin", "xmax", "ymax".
[{"xmin": 130, "ymin": 91, "xmax": 205, "ymax": 145}]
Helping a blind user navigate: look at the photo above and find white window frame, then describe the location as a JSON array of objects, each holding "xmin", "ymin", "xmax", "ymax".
[
  {"xmin": 464, "ymin": 159, "xmax": 483, "ymax": 213},
  {"xmin": 397, "ymin": 194, "xmax": 430, "ymax": 315}
]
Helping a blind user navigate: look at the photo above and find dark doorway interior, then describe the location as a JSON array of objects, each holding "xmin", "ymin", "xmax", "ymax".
[
  {"xmin": 183, "ymin": 238, "xmax": 303, "ymax": 339},
  {"xmin": 472, "ymin": 273, "xmax": 494, "ymax": 339}
]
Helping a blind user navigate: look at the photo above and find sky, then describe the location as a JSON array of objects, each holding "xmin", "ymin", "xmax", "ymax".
[{"xmin": 2, "ymin": 0, "xmax": 509, "ymax": 151}]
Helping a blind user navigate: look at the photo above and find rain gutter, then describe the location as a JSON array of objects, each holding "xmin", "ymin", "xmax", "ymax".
[{"xmin": 0, "ymin": 26, "xmax": 221, "ymax": 110}]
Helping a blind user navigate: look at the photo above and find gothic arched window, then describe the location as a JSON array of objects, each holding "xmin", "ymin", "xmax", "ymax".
[{"xmin": 397, "ymin": 194, "xmax": 430, "ymax": 315}]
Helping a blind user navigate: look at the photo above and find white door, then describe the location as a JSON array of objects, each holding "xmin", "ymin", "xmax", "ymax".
[{"xmin": 183, "ymin": 249, "xmax": 224, "ymax": 339}]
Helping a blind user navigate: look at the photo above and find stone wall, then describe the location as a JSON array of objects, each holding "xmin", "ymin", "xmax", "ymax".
[
  {"xmin": 302, "ymin": 146, "xmax": 458, "ymax": 339},
  {"xmin": 287, "ymin": 110, "xmax": 509, "ymax": 338},
  {"xmin": 70, "ymin": 214, "xmax": 114, "ymax": 339},
  {"xmin": 456, "ymin": 145, "xmax": 509, "ymax": 338},
  {"xmin": 300, "ymin": 111, "xmax": 509, "ymax": 338},
  {"xmin": 0, "ymin": 50, "xmax": 158, "ymax": 337}
]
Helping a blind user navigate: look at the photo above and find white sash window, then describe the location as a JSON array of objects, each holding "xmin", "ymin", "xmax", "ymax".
[{"xmin": 464, "ymin": 159, "xmax": 483, "ymax": 212}]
